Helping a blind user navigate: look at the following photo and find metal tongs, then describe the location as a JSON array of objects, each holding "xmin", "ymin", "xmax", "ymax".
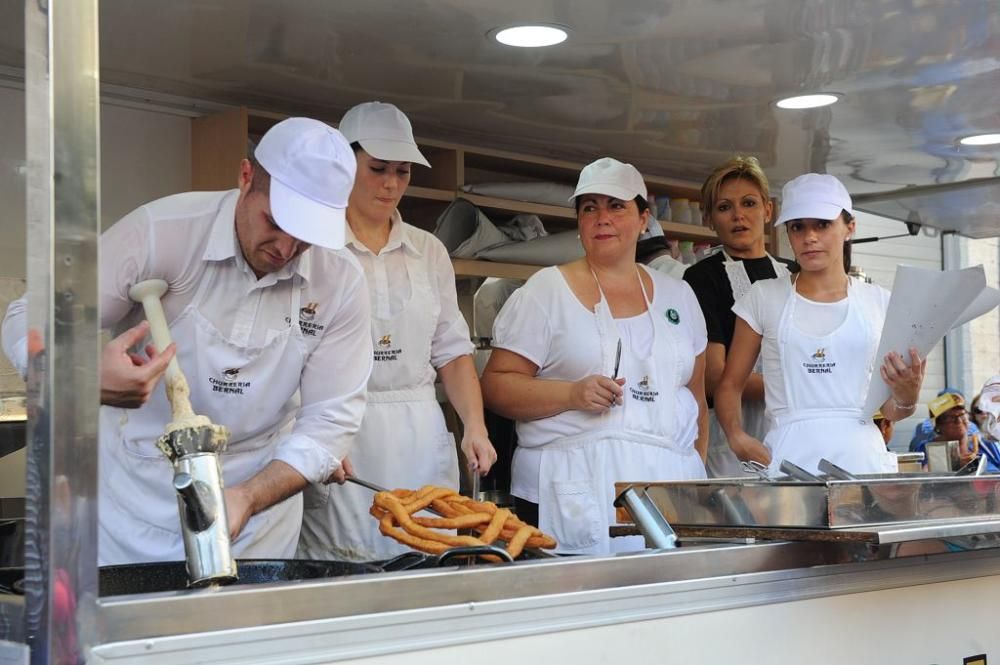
[{"xmin": 345, "ymin": 476, "xmax": 556, "ymax": 558}]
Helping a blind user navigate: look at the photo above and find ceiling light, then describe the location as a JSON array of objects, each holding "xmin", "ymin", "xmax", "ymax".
[
  {"xmin": 493, "ymin": 25, "xmax": 568, "ymax": 48},
  {"xmin": 775, "ymin": 93, "xmax": 840, "ymax": 110},
  {"xmin": 959, "ymin": 133, "xmax": 1000, "ymax": 146}
]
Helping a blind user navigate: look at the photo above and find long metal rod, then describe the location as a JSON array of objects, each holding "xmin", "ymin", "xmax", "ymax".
[{"xmin": 24, "ymin": 0, "xmax": 102, "ymax": 662}]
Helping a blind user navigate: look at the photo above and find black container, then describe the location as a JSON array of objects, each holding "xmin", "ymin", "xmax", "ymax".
[{"xmin": 99, "ymin": 559, "xmax": 381, "ymax": 596}]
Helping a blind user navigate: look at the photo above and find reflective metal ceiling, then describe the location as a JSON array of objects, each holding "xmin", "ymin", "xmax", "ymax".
[{"xmin": 1, "ymin": 0, "xmax": 998, "ymax": 235}]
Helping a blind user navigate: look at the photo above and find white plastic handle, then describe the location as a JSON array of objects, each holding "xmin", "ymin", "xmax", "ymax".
[{"xmin": 128, "ymin": 279, "xmax": 180, "ymax": 381}]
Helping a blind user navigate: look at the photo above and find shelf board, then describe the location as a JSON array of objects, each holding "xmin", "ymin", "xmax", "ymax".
[
  {"xmin": 659, "ymin": 221, "xmax": 717, "ymax": 241},
  {"xmin": 452, "ymin": 258, "xmax": 541, "ymax": 280},
  {"xmin": 405, "ymin": 186, "xmax": 455, "ymax": 202},
  {"xmin": 457, "ymin": 192, "xmax": 576, "ymax": 220}
]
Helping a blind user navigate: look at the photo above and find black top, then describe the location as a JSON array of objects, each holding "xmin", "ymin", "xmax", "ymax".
[{"xmin": 683, "ymin": 251, "xmax": 797, "ymax": 351}]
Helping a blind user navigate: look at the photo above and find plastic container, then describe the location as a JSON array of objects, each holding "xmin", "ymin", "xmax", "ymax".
[
  {"xmin": 689, "ymin": 201, "xmax": 702, "ymax": 226},
  {"xmin": 657, "ymin": 196, "xmax": 672, "ymax": 221},
  {"xmin": 679, "ymin": 241, "xmax": 697, "ymax": 264},
  {"xmin": 670, "ymin": 198, "xmax": 691, "ymax": 225}
]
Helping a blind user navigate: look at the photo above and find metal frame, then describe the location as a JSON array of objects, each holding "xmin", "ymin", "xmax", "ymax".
[{"xmin": 23, "ymin": 0, "xmax": 102, "ymax": 663}]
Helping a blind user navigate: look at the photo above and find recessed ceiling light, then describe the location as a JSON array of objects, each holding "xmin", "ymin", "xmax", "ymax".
[
  {"xmin": 959, "ymin": 133, "xmax": 1000, "ymax": 146},
  {"xmin": 493, "ymin": 24, "xmax": 568, "ymax": 48},
  {"xmin": 775, "ymin": 93, "xmax": 840, "ymax": 110}
]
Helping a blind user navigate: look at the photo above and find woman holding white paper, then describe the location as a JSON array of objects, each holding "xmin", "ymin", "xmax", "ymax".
[{"xmin": 714, "ymin": 173, "xmax": 926, "ymax": 475}]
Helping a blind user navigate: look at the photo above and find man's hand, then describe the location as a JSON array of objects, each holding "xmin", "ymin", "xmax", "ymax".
[
  {"xmin": 327, "ymin": 456, "xmax": 355, "ymax": 485},
  {"xmin": 461, "ymin": 427, "xmax": 497, "ymax": 475},
  {"xmin": 223, "ymin": 484, "xmax": 255, "ymax": 541},
  {"xmin": 729, "ymin": 431, "xmax": 772, "ymax": 466},
  {"xmin": 100, "ymin": 321, "xmax": 175, "ymax": 408}
]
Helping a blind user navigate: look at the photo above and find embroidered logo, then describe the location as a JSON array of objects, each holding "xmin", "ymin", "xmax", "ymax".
[
  {"xmin": 285, "ymin": 300, "xmax": 326, "ymax": 337},
  {"xmin": 375, "ymin": 333, "xmax": 402, "ymax": 362},
  {"xmin": 208, "ymin": 367, "xmax": 251, "ymax": 395},
  {"xmin": 666, "ymin": 308, "xmax": 680, "ymax": 324},
  {"xmin": 803, "ymin": 348, "xmax": 836, "ymax": 375},
  {"xmin": 629, "ymin": 374, "xmax": 659, "ymax": 403},
  {"xmin": 300, "ymin": 302, "xmax": 318, "ymax": 322}
]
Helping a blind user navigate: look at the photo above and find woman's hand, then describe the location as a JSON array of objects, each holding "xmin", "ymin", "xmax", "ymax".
[
  {"xmin": 881, "ymin": 347, "xmax": 926, "ymax": 408},
  {"xmin": 729, "ymin": 431, "xmax": 772, "ymax": 466},
  {"xmin": 570, "ymin": 375, "xmax": 625, "ymax": 413},
  {"xmin": 461, "ymin": 426, "xmax": 498, "ymax": 475}
]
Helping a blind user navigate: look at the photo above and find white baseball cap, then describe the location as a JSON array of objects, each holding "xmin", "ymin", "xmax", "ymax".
[
  {"xmin": 254, "ymin": 117, "xmax": 357, "ymax": 250},
  {"xmin": 571, "ymin": 157, "xmax": 648, "ymax": 204},
  {"xmin": 775, "ymin": 173, "xmax": 853, "ymax": 226},
  {"xmin": 338, "ymin": 101, "xmax": 431, "ymax": 167}
]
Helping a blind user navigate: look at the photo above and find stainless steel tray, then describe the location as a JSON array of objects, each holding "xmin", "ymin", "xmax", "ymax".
[{"xmin": 615, "ymin": 474, "xmax": 1000, "ymax": 530}]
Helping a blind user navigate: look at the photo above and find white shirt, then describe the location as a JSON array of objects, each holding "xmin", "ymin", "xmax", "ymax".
[
  {"xmin": 732, "ymin": 276, "xmax": 890, "ymax": 417},
  {"xmin": 345, "ymin": 211, "xmax": 473, "ymax": 368},
  {"xmin": 493, "ymin": 266, "xmax": 707, "ymax": 450},
  {"xmin": 2, "ymin": 189, "xmax": 373, "ymax": 483}
]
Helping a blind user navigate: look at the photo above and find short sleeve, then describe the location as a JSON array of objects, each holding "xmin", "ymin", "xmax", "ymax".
[
  {"xmin": 680, "ymin": 280, "xmax": 708, "ymax": 355},
  {"xmin": 683, "ymin": 262, "xmax": 727, "ymax": 345},
  {"xmin": 491, "ymin": 278, "xmax": 551, "ymax": 369},
  {"xmin": 732, "ymin": 284, "xmax": 764, "ymax": 335},
  {"xmin": 428, "ymin": 239, "xmax": 475, "ymax": 368}
]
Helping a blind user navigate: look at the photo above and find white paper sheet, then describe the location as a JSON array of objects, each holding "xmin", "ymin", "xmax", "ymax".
[
  {"xmin": 863, "ymin": 265, "xmax": 990, "ymax": 416},
  {"xmin": 952, "ymin": 286, "xmax": 1000, "ymax": 331}
]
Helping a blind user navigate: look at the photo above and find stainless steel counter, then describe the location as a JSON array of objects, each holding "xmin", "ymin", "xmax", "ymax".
[{"xmin": 91, "ymin": 541, "xmax": 1000, "ymax": 663}]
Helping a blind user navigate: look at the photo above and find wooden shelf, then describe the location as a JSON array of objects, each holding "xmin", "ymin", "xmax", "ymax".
[
  {"xmin": 405, "ymin": 186, "xmax": 455, "ymax": 202},
  {"xmin": 457, "ymin": 192, "xmax": 576, "ymax": 220},
  {"xmin": 452, "ymin": 259, "xmax": 541, "ymax": 280}
]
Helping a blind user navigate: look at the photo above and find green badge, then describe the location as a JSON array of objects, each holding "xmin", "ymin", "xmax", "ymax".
[{"xmin": 666, "ymin": 308, "xmax": 680, "ymax": 324}]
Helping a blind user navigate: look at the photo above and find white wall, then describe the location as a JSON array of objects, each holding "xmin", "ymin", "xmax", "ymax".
[{"xmin": 0, "ymin": 85, "xmax": 192, "ymax": 397}]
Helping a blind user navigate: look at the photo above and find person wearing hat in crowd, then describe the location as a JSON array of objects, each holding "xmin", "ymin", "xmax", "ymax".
[
  {"xmin": 873, "ymin": 409, "xmax": 894, "ymax": 447},
  {"xmin": 297, "ymin": 102, "xmax": 496, "ymax": 562},
  {"xmin": 715, "ymin": 173, "xmax": 926, "ymax": 476},
  {"xmin": 683, "ymin": 156, "xmax": 797, "ymax": 477},
  {"xmin": 909, "ymin": 388, "xmax": 981, "ymax": 453},
  {"xmin": 481, "ymin": 157, "xmax": 709, "ymax": 555},
  {"xmin": 2, "ymin": 118, "xmax": 374, "ymax": 564},
  {"xmin": 971, "ymin": 376, "xmax": 1000, "ymax": 472},
  {"xmin": 635, "ymin": 214, "xmax": 687, "ymax": 279},
  {"xmin": 924, "ymin": 392, "xmax": 980, "ymax": 468}
]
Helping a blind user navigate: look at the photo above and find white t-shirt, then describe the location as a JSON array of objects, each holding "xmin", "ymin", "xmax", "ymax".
[
  {"xmin": 732, "ymin": 276, "xmax": 890, "ymax": 417},
  {"xmin": 345, "ymin": 211, "xmax": 474, "ymax": 370},
  {"xmin": 492, "ymin": 265, "xmax": 707, "ymax": 451}
]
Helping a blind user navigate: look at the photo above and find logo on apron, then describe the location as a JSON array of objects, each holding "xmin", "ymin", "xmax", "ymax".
[
  {"xmin": 666, "ymin": 308, "xmax": 680, "ymax": 324},
  {"xmin": 802, "ymin": 347, "xmax": 836, "ymax": 374},
  {"xmin": 374, "ymin": 333, "xmax": 402, "ymax": 362},
  {"xmin": 286, "ymin": 301, "xmax": 326, "ymax": 337},
  {"xmin": 629, "ymin": 375, "xmax": 659, "ymax": 403},
  {"xmin": 209, "ymin": 367, "xmax": 251, "ymax": 395}
]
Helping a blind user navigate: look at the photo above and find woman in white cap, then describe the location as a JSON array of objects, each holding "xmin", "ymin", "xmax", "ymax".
[
  {"xmin": 715, "ymin": 173, "xmax": 926, "ymax": 476},
  {"xmin": 298, "ymin": 102, "xmax": 496, "ymax": 562},
  {"xmin": 683, "ymin": 156, "xmax": 795, "ymax": 477},
  {"xmin": 481, "ymin": 157, "xmax": 708, "ymax": 555}
]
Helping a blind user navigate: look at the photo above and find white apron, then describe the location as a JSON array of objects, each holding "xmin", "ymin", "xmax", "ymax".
[
  {"xmin": 764, "ymin": 278, "xmax": 897, "ymax": 477},
  {"xmin": 99, "ymin": 269, "xmax": 308, "ymax": 565},
  {"xmin": 706, "ymin": 251, "xmax": 788, "ymax": 478},
  {"xmin": 298, "ymin": 248, "xmax": 459, "ymax": 562},
  {"xmin": 537, "ymin": 267, "xmax": 706, "ymax": 556}
]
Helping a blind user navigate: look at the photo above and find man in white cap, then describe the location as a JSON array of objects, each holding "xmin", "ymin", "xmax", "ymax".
[{"xmin": 2, "ymin": 117, "xmax": 373, "ymax": 564}]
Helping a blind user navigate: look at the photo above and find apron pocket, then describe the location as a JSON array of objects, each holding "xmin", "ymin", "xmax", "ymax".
[
  {"xmin": 302, "ymin": 481, "xmax": 330, "ymax": 510},
  {"xmin": 549, "ymin": 480, "xmax": 601, "ymax": 550}
]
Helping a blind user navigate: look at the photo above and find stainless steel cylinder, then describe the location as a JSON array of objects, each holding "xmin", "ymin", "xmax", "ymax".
[
  {"xmin": 173, "ymin": 453, "xmax": 238, "ymax": 586},
  {"xmin": 614, "ymin": 486, "xmax": 678, "ymax": 550}
]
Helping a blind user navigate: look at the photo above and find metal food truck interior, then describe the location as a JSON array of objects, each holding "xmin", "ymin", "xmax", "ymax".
[{"xmin": 1, "ymin": 1, "xmax": 999, "ymax": 663}]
